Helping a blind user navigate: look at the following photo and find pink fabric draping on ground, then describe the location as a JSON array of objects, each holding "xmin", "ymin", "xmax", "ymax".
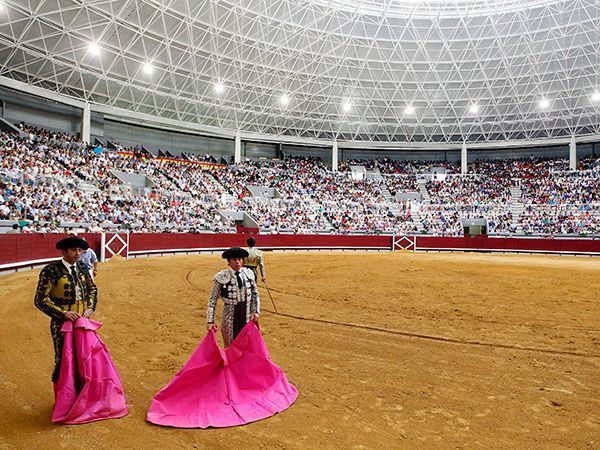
[
  {"xmin": 146, "ymin": 321, "xmax": 298, "ymax": 428},
  {"xmin": 52, "ymin": 318, "xmax": 128, "ymax": 424}
]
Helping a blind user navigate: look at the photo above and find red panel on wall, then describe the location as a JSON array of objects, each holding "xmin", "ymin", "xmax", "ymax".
[
  {"xmin": 128, "ymin": 233, "xmax": 392, "ymax": 253},
  {"xmin": 415, "ymin": 236, "xmax": 600, "ymax": 254},
  {"xmin": 0, "ymin": 233, "xmax": 103, "ymax": 267}
]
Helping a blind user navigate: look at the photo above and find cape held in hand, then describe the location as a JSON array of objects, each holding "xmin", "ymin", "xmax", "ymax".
[
  {"xmin": 52, "ymin": 318, "xmax": 128, "ymax": 424},
  {"xmin": 147, "ymin": 321, "xmax": 297, "ymax": 428}
]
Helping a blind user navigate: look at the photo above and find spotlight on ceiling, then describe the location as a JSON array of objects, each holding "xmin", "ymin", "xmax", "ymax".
[
  {"xmin": 404, "ymin": 105, "xmax": 415, "ymax": 115},
  {"xmin": 214, "ymin": 82, "xmax": 225, "ymax": 94},
  {"xmin": 469, "ymin": 104, "xmax": 479, "ymax": 114},
  {"xmin": 592, "ymin": 92, "xmax": 600, "ymax": 103},
  {"xmin": 280, "ymin": 94, "xmax": 290, "ymax": 106},
  {"xmin": 88, "ymin": 43, "xmax": 101, "ymax": 56},
  {"xmin": 539, "ymin": 98, "xmax": 550, "ymax": 109},
  {"xmin": 142, "ymin": 62, "xmax": 154, "ymax": 75},
  {"xmin": 342, "ymin": 102, "xmax": 352, "ymax": 113}
]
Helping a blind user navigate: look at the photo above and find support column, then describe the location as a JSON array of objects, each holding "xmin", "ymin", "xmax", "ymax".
[
  {"xmin": 332, "ymin": 140, "xmax": 338, "ymax": 172},
  {"xmin": 461, "ymin": 142, "xmax": 467, "ymax": 174},
  {"xmin": 234, "ymin": 130, "xmax": 241, "ymax": 164},
  {"xmin": 81, "ymin": 102, "xmax": 91, "ymax": 145},
  {"xmin": 569, "ymin": 135, "xmax": 577, "ymax": 171}
]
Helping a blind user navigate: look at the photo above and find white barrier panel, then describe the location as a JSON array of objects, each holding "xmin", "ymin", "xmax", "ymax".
[
  {"xmin": 392, "ymin": 235, "xmax": 416, "ymax": 251},
  {"xmin": 100, "ymin": 232, "xmax": 130, "ymax": 262}
]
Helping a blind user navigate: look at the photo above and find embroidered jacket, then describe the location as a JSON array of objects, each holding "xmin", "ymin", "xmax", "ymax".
[
  {"xmin": 207, "ymin": 267, "xmax": 260, "ymax": 324},
  {"xmin": 34, "ymin": 260, "xmax": 98, "ymax": 320}
]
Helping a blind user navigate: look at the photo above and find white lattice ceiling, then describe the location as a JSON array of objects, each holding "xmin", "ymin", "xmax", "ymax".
[{"xmin": 0, "ymin": 0, "xmax": 599, "ymax": 143}]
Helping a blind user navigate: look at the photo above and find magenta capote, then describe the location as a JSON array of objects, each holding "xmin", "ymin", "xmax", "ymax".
[
  {"xmin": 146, "ymin": 321, "xmax": 297, "ymax": 428},
  {"xmin": 52, "ymin": 318, "xmax": 128, "ymax": 424}
]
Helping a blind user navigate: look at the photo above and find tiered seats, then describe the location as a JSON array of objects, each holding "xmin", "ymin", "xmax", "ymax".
[{"xmin": 2, "ymin": 123, "xmax": 599, "ymax": 236}]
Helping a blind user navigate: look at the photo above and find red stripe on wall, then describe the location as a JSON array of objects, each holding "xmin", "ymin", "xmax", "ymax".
[{"xmin": 1, "ymin": 233, "xmax": 598, "ymax": 271}]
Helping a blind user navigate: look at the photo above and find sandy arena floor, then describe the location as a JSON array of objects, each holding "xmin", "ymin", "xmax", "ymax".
[{"xmin": 0, "ymin": 251, "xmax": 598, "ymax": 449}]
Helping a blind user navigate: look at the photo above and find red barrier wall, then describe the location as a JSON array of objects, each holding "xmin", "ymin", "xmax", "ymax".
[
  {"xmin": 128, "ymin": 233, "xmax": 393, "ymax": 253},
  {"xmin": 0, "ymin": 233, "xmax": 102, "ymax": 269},
  {"xmin": 416, "ymin": 235, "xmax": 600, "ymax": 255},
  {"xmin": 1, "ymin": 233, "xmax": 598, "ymax": 272}
]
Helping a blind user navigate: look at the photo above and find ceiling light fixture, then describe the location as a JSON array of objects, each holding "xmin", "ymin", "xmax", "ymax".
[
  {"xmin": 142, "ymin": 62, "xmax": 154, "ymax": 75},
  {"xmin": 404, "ymin": 105, "xmax": 415, "ymax": 114},
  {"xmin": 539, "ymin": 98, "xmax": 550, "ymax": 109},
  {"xmin": 214, "ymin": 82, "xmax": 225, "ymax": 94},
  {"xmin": 342, "ymin": 102, "xmax": 352, "ymax": 113},
  {"xmin": 592, "ymin": 92, "xmax": 600, "ymax": 103},
  {"xmin": 469, "ymin": 104, "xmax": 479, "ymax": 114},
  {"xmin": 88, "ymin": 43, "xmax": 101, "ymax": 56},
  {"xmin": 280, "ymin": 94, "xmax": 290, "ymax": 106}
]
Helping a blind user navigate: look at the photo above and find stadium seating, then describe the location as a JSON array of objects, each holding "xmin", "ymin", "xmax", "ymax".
[{"xmin": 1, "ymin": 124, "xmax": 598, "ymax": 236}]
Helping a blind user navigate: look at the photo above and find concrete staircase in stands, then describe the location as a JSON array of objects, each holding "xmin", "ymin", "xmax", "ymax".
[
  {"xmin": 510, "ymin": 183, "xmax": 524, "ymax": 233},
  {"xmin": 417, "ymin": 179, "xmax": 431, "ymax": 204}
]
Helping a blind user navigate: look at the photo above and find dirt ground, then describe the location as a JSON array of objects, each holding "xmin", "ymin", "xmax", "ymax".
[{"xmin": 0, "ymin": 251, "xmax": 598, "ymax": 449}]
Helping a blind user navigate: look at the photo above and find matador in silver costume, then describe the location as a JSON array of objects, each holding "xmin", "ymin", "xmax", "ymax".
[{"xmin": 207, "ymin": 247, "xmax": 260, "ymax": 346}]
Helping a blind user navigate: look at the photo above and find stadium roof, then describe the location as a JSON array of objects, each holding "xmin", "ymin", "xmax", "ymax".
[{"xmin": 0, "ymin": 0, "xmax": 599, "ymax": 144}]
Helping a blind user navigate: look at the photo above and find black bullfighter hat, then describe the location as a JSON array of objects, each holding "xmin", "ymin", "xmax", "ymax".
[
  {"xmin": 221, "ymin": 247, "xmax": 249, "ymax": 260},
  {"xmin": 56, "ymin": 236, "xmax": 89, "ymax": 250}
]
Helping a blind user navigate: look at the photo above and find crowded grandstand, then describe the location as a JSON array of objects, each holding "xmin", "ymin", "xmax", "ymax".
[{"xmin": 2, "ymin": 123, "xmax": 598, "ymax": 236}]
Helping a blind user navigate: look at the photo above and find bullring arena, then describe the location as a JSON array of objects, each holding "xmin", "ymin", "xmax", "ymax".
[
  {"xmin": 1, "ymin": 246, "xmax": 599, "ymax": 449},
  {"xmin": 2, "ymin": 0, "xmax": 600, "ymax": 448}
]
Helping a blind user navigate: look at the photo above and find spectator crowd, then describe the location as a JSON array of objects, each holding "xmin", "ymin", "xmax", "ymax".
[{"xmin": 1, "ymin": 123, "xmax": 599, "ymax": 236}]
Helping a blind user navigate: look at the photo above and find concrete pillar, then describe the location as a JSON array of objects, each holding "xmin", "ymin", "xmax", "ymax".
[
  {"xmin": 569, "ymin": 135, "xmax": 577, "ymax": 171},
  {"xmin": 81, "ymin": 102, "xmax": 91, "ymax": 145},
  {"xmin": 461, "ymin": 142, "xmax": 467, "ymax": 174},
  {"xmin": 332, "ymin": 140, "xmax": 338, "ymax": 172},
  {"xmin": 234, "ymin": 130, "xmax": 241, "ymax": 164}
]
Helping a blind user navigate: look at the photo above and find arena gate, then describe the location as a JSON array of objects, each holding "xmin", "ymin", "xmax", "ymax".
[
  {"xmin": 100, "ymin": 232, "xmax": 130, "ymax": 262},
  {"xmin": 392, "ymin": 235, "xmax": 416, "ymax": 251}
]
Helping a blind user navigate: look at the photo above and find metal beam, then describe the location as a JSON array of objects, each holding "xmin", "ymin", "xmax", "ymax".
[{"xmin": 2, "ymin": 76, "xmax": 599, "ymax": 151}]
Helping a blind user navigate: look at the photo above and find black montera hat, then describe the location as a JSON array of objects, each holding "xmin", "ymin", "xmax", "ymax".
[
  {"xmin": 221, "ymin": 247, "xmax": 249, "ymax": 260},
  {"xmin": 56, "ymin": 236, "xmax": 89, "ymax": 251},
  {"xmin": 246, "ymin": 237, "xmax": 256, "ymax": 246}
]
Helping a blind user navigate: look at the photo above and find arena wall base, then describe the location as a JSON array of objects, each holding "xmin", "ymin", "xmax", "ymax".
[{"xmin": 1, "ymin": 233, "xmax": 598, "ymax": 274}]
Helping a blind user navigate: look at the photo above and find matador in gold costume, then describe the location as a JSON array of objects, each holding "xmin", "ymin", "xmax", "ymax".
[
  {"xmin": 244, "ymin": 237, "xmax": 266, "ymax": 282},
  {"xmin": 34, "ymin": 236, "xmax": 97, "ymax": 381}
]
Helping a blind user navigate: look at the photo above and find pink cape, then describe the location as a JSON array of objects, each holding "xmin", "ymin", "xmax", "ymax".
[
  {"xmin": 52, "ymin": 318, "xmax": 128, "ymax": 424},
  {"xmin": 146, "ymin": 321, "xmax": 298, "ymax": 428}
]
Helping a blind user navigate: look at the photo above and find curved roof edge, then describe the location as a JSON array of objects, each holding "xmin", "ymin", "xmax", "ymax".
[{"xmin": 2, "ymin": 76, "xmax": 598, "ymax": 151}]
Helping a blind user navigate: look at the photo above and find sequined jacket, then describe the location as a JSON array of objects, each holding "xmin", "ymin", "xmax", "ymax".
[
  {"xmin": 207, "ymin": 267, "xmax": 260, "ymax": 324},
  {"xmin": 34, "ymin": 260, "xmax": 98, "ymax": 320}
]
